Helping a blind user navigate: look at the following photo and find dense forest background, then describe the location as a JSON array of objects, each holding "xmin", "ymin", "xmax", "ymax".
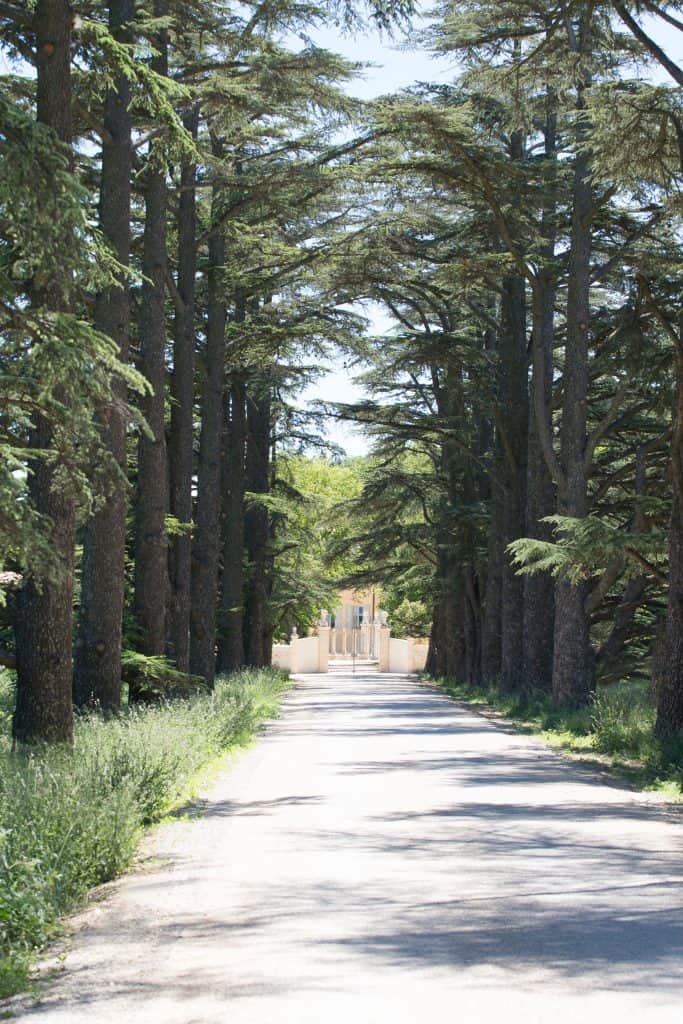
[{"xmin": 1, "ymin": 0, "xmax": 682, "ymax": 749}]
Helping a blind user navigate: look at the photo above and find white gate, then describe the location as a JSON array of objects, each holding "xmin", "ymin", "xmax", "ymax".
[{"xmin": 271, "ymin": 613, "xmax": 429, "ymax": 674}]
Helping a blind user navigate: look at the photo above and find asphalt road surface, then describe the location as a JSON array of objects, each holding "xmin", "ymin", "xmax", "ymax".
[{"xmin": 11, "ymin": 666, "xmax": 683, "ymax": 1023}]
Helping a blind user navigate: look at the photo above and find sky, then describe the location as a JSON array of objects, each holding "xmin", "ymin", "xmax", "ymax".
[
  {"xmin": 295, "ymin": 17, "xmax": 453, "ymax": 456},
  {"xmin": 2, "ymin": 8, "xmax": 681, "ymax": 457},
  {"xmin": 297, "ymin": 10, "xmax": 683, "ymax": 457}
]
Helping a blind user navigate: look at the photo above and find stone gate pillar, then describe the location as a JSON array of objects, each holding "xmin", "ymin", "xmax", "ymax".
[
  {"xmin": 289, "ymin": 627, "xmax": 299, "ymax": 674},
  {"xmin": 378, "ymin": 619, "xmax": 391, "ymax": 672},
  {"xmin": 317, "ymin": 612, "xmax": 330, "ymax": 673}
]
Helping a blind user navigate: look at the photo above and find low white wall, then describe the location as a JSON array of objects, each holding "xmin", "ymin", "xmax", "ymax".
[
  {"xmin": 273, "ymin": 629, "xmax": 426, "ymax": 674},
  {"xmin": 293, "ymin": 636, "xmax": 320, "ymax": 674},
  {"xmin": 271, "ymin": 644, "xmax": 291, "ymax": 671},
  {"xmin": 387, "ymin": 638, "xmax": 429, "ymax": 674},
  {"xmin": 388, "ymin": 638, "xmax": 412, "ymax": 674},
  {"xmin": 410, "ymin": 643, "xmax": 429, "ymax": 673},
  {"xmin": 272, "ymin": 633, "xmax": 326, "ymax": 673}
]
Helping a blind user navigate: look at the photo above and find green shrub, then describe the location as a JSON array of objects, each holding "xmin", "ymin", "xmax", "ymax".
[
  {"xmin": 0, "ymin": 669, "xmax": 13, "ymax": 727},
  {"xmin": 0, "ymin": 668, "xmax": 289, "ymax": 990},
  {"xmin": 590, "ymin": 683, "xmax": 655, "ymax": 759},
  {"xmin": 120, "ymin": 649, "xmax": 208, "ymax": 703}
]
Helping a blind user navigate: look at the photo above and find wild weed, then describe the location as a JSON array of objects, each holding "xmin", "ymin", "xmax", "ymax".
[{"xmin": 0, "ymin": 668, "xmax": 289, "ymax": 992}]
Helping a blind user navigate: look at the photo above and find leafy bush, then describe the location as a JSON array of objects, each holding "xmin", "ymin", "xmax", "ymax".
[
  {"xmin": 0, "ymin": 668, "xmax": 289, "ymax": 994},
  {"xmin": 591, "ymin": 683, "xmax": 656, "ymax": 759},
  {"xmin": 120, "ymin": 649, "xmax": 208, "ymax": 702}
]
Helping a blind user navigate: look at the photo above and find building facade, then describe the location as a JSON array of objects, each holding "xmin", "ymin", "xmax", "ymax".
[{"xmin": 324, "ymin": 588, "xmax": 386, "ymax": 658}]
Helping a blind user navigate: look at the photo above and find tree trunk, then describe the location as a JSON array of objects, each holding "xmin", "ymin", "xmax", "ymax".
[
  {"xmin": 74, "ymin": 0, "xmax": 134, "ymax": 710},
  {"xmin": 656, "ymin": 494, "xmax": 683, "ymax": 737},
  {"xmin": 655, "ymin": 320, "xmax": 683, "ymax": 736},
  {"xmin": 425, "ymin": 598, "xmax": 441, "ymax": 677},
  {"xmin": 461, "ymin": 414, "xmax": 484, "ymax": 685},
  {"xmin": 243, "ymin": 385, "xmax": 272, "ymax": 667},
  {"xmin": 189, "ymin": 190, "xmax": 226, "ymax": 686},
  {"xmin": 167, "ymin": 105, "xmax": 198, "ymax": 672},
  {"xmin": 462, "ymin": 568, "xmax": 482, "ymax": 685},
  {"xmin": 481, "ymin": 478, "xmax": 504, "ymax": 683},
  {"xmin": 524, "ymin": 269, "xmax": 557, "ymax": 692},
  {"xmin": 499, "ymin": 275, "xmax": 529, "ymax": 692},
  {"xmin": 217, "ymin": 375, "xmax": 246, "ymax": 674},
  {"xmin": 480, "ymin": 317, "xmax": 503, "ymax": 686},
  {"xmin": 427, "ymin": 536, "xmax": 461, "ymax": 679},
  {"xmin": 523, "ymin": 105, "xmax": 558, "ymax": 694},
  {"xmin": 552, "ymin": 18, "xmax": 594, "ymax": 708},
  {"xmin": 14, "ymin": 0, "xmax": 75, "ymax": 744},
  {"xmin": 133, "ymin": 3, "xmax": 168, "ymax": 665}
]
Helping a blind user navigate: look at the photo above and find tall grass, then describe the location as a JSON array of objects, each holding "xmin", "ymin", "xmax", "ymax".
[{"xmin": 0, "ymin": 668, "xmax": 289, "ymax": 996}]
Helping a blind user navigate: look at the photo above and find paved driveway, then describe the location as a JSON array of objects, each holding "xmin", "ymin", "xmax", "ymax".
[{"xmin": 12, "ymin": 667, "xmax": 683, "ymax": 1022}]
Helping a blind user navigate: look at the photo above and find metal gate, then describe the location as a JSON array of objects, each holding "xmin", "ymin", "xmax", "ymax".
[{"xmin": 328, "ymin": 622, "xmax": 376, "ymax": 660}]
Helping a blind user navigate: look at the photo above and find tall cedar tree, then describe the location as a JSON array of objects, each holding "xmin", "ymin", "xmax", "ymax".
[
  {"xmin": 75, "ymin": 0, "xmax": 135, "ymax": 709},
  {"xmin": 133, "ymin": 1, "xmax": 170, "ymax": 666},
  {"xmin": 13, "ymin": 1, "xmax": 76, "ymax": 744},
  {"xmin": 189, "ymin": 173, "xmax": 227, "ymax": 687}
]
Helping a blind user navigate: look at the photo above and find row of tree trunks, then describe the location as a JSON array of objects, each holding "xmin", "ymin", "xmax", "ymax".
[
  {"xmin": 75, "ymin": 0, "xmax": 134, "ymax": 710},
  {"xmin": 14, "ymin": 0, "xmax": 76, "ymax": 744}
]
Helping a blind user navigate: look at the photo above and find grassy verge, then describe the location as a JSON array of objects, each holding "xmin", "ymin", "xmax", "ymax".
[
  {"xmin": 0, "ymin": 667, "xmax": 290, "ymax": 998},
  {"xmin": 432, "ymin": 677, "xmax": 683, "ymax": 800}
]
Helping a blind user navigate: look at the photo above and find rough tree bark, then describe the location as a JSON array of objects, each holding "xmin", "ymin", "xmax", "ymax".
[
  {"xmin": 459, "ymin": 391, "xmax": 484, "ymax": 684},
  {"xmin": 482, "ymin": 473, "xmax": 504, "ymax": 682},
  {"xmin": 74, "ymin": 0, "xmax": 134, "ymax": 710},
  {"xmin": 133, "ymin": 1, "xmax": 169, "ymax": 664},
  {"xmin": 523, "ymin": 273, "xmax": 557, "ymax": 693},
  {"xmin": 480, "ymin": 314, "xmax": 504, "ymax": 685},
  {"xmin": 461, "ymin": 569, "xmax": 482, "ymax": 685},
  {"xmin": 189, "ymin": 185, "xmax": 226, "ymax": 687},
  {"xmin": 427, "ymin": 361, "xmax": 470, "ymax": 680},
  {"xmin": 217, "ymin": 375, "xmax": 246, "ymax": 674},
  {"xmin": 428, "ymin": 549, "xmax": 461, "ymax": 679},
  {"xmin": 552, "ymin": 12, "xmax": 595, "ymax": 708},
  {"xmin": 167, "ymin": 105, "xmax": 198, "ymax": 672},
  {"xmin": 243, "ymin": 385, "xmax": 272, "ymax": 668},
  {"xmin": 14, "ymin": 0, "xmax": 75, "ymax": 744},
  {"xmin": 499, "ymin": 274, "xmax": 529, "ymax": 692},
  {"xmin": 470, "ymin": 376, "xmax": 494, "ymax": 687},
  {"xmin": 655, "ymin": 315, "xmax": 683, "ymax": 736},
  {"xmin": 523, "ymin": 105, "xmax": 558, "ymax": 694}
]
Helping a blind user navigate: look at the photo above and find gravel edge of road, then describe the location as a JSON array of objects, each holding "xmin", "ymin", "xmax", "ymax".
[{"xmin": 417, "ymin": 675, "xmax": 683, "ymax": 815}]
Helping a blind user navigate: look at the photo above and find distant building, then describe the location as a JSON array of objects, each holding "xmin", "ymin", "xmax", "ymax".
[{"xmin": 324, "ymin": 588, "xmax": 386, "ymax": 657}]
